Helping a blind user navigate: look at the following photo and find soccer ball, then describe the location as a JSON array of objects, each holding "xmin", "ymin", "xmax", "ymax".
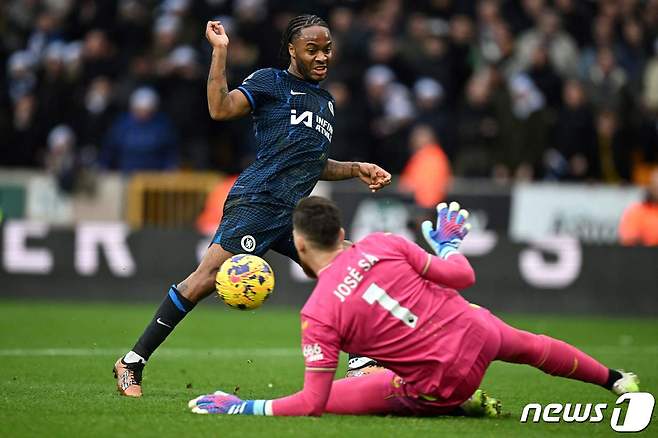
[{"xmin": 215, "ymin": 254, "xmax": 275, "ymax": 310}]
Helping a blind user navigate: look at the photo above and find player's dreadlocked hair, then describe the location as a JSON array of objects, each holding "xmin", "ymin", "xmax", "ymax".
[{"xmin": 279, "ymin": 14, "xmax": 329, "ymax": 62}]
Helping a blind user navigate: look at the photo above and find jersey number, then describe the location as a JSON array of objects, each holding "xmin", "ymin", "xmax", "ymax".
[{"xmin": 362, "ymin": 283, "xmax": 418, "ymax": 328}]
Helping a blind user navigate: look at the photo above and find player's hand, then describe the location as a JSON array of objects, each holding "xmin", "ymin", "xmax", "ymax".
[
  {"xmin": 188, "ymin": 390, "xmax": 244, "ymax": 414},
  {"xmin": 355, "ymin": 162, "xmax": 392, "ymax": 192},
  {"xmin": 421, "ymin": 201, "xmax": 471, "ymax": 259},
  {"xmin": 205, "ymin": 21, "xmax": 229, "ymax": 50}
]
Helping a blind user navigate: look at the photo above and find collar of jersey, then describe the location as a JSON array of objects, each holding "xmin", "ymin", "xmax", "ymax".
[{"xmin": 283, "ymin": 69, "xmax": 321, "ymax": 88}]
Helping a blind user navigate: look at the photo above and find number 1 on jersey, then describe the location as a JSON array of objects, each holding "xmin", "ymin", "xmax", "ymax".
[{"xmin": 362, "ymin": 283, "xmax": 418, "ymax": 328}]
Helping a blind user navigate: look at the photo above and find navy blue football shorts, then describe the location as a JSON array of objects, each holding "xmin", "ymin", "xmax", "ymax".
[{"xmin": 212, "ymin": 195, "xmax": 299, "ymax": 264}]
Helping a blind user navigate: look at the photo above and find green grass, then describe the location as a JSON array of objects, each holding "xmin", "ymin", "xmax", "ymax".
[{"xmin": 0, "ymin": 300, "xmax": 656, "ymax": 437}]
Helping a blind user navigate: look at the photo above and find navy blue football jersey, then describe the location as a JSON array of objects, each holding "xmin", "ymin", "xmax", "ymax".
[{"xmin": 232, "ymin": 68, "xmax": 335, "ymax": 206}]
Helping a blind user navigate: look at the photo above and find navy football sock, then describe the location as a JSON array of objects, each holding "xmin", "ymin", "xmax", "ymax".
[
  {"xmin": 604, "ymin": 369, "xmax": 623, "ymax": 390},
  {"xmin": 131, "ymin": 285, "xmax": 195, "ymax": 361}
]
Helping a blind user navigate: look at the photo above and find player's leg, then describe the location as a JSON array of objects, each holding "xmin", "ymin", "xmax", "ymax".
[
  {"xmin": 114, "ymin": 243, "xmax": 233, "ymax": 397},
  {"xmin": 324, "ymin": 370, "xmax": 501, "ymax": 417},
  {"xmin": 323, "ymin": 370, "xmax": 414, "ymax": 415},
  {"xmin": 489, "ymin": 313, "xmax": 639, "ymax": 393}
]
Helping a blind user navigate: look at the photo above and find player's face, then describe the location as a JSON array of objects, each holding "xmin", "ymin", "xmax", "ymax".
[
  {"xmin": 293, "ymin": 230, "xmax": 317, "ymax": 279},
  {"xmin": 289, "ymin": 25, "xmax": 333, "ymax": 82}
]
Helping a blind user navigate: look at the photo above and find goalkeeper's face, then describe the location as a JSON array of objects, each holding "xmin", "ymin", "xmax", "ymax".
[
  {"xmin": 293, "ymin": 230, "xmax": 318, "ymax": 279},
  {"xmin": 293, "ymin": 228, "xmax": 345, "ymax": 279}
]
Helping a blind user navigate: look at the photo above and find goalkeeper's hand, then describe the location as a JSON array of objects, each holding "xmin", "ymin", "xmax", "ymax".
[
  {"xmin": 188, "ymin": 391, "xmax": 271, "ymax": 415},
  {"xmin": 421, "ymin": 201, "xmax": 471, "ymax": 259},
  {"xmin": 188, "ymin": 391, "xmax": 246, "ymax": 415}
]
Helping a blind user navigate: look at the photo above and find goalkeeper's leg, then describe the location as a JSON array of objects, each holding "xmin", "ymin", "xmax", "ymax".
[
  {"xmin": 325, "ymin": 364, "xmax": 501, "ymax": 417},
  {"xmin": 324, "ymin": 371, "xmax": 408, "ymax": 415},
  {"xmin": 489, "ymin": 313, "xmax": 629, "ymax": 391}
]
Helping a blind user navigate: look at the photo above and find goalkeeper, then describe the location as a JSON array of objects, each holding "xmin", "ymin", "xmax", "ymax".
[{"xmin": 188, "ymin": 197, "xmax": 640, "ymax": 417}]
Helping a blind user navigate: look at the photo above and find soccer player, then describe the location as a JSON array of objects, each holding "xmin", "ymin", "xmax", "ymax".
[
  {"xmin": 187, "ymin": 197, "xmax": 640, "ymax": 416},
  {"xmin": 113, "ymin": 15, "xmax": 392, "ymax": 397}
]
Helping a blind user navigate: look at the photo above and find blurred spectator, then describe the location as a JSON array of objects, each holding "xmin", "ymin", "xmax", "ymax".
[
  {"xmin": 6, "ymin": 94, "xmax": 42, "ymax": 167},
  {"xmin": 526, "ymin": 44, "xmax": 563, "ymax": 109},
  {"xmin": 585, "ymin": 47, "xmax": 628, "ymax": 112},
  {"xmin": 399, "ymin": 124, "xmax": 451, "ymax": 208},
  {"xmin": 643, "ymin": 41, "xmax": 658, "ymax": 112},
  {"xmin": 76, "ymin": 76, "xmax": 118, "ymax": 161},
  {"xmin": 618, "ymin": 19, "xmax": 648, "ymax": 90},
  {"xmin": 413, "ymin": 77, "xmax": 455, "ymax": 157},
  {"xmin": 454, "ymin": 71, "xmax": 499, "ymax": 178},
  {"xmin": 514, "ymin": 8, "xmax": 579, "ymax": 78},
  {"xmin": 2, "ymin": 0, "xmax": 658, "ymax": 186},
  {"xmin": 497, "ymin": 73, "xmax": 549, "ymax": 181},
  {"xmin": 619, "ymin": 168, "xmax": 658, "ymax": 246},
  {"xmin": 554, "ymin": 0, "xmax": 593, "ymax": 48},
  {"xmin": 113, "ymin": 0, "xmax": 151, "ymax": 57},
  {"xmin": 159, "ymin": 45, "xmax": 209, "ymax": 169},
  {"xmin": 37, "ymin": 41, "xmax": 74, "ymax": 133},
  {"xmin": 593, "ymin": 110, "xmax": 631, "ymax": 183},
  {"xmin": 45, "ymin": 124, "xmax": 78, "ymax": 193},
  {"xmin": 99, "ymin": 87, "xmax": 178, "ymax": 173},
  {"xmin": 81, "ymin": 29, "xmax": 118, "ymax": 83},
  {"xmin": 364, "ymin": 65, "xmax": 414, "ymax": 174},
  {"xmin": 7, "ymin": 50, "xmax": 37, "ymax": 102},
  {"xmin": 546, "ymin": 79, "xmax": 596, "ymax": 181}
]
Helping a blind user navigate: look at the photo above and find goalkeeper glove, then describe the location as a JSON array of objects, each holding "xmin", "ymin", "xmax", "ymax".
[
  {"xmin": 421, "ymin": 201, "xmax": 471, "ymax": 259},
  {"xmin": 188, "ymin": 391, "xmax": 271, "ymax": 415}
]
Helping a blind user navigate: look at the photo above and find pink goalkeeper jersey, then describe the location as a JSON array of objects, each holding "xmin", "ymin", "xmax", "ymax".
[{"xmin": 300, "ymin": 232, "xmax": 490, "ymax": 399}]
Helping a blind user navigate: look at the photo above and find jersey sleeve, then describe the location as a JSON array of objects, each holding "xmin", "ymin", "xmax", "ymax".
[
  {"xmin": 270, "ymin": 370, "xmax": 335, "ymax": 416},
  {"xmin": 268, "ymin": 314, "xmax": 340, "ymax": 416},
  {"xmin": 389, "ymin": 233, "xmax": 476, "ymax": 290},
  {"xmin": 300, "ymin": 314, "xmax": 340, "ymax": 372},
  {"xmin": 236, "ymin": 68, "xmax": 276, "ymax": 112}
]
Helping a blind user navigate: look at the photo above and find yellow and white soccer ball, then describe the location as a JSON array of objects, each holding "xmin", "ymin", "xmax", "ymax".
[{"xmin": 216, "ymin": 254, "xmax": 275, "ymax": 310}]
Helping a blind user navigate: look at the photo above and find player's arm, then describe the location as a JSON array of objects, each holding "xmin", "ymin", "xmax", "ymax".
[
  {"xmin": 205, "ymin": 21, "xmax": 251, "ymax": 121},
  {"xmin": 188, "ymin": 317, "xmax": 340, "ymax": 416},
  {"xmin": 321, "ymin": 159, "xmax": 392, "ymax": 192}
]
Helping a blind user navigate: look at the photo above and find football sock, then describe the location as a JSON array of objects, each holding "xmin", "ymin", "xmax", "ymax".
[
  {"xmin": 130, "ymin": 285, "xmax": 196, "ymax": 362},
  {"xmin": 493, "ymin": 316, "xmax": 609, "ymax": 386},
  {"xmin": 123, "ymin": 351, "xmax": 146, "ymax": 364},
  {"xmin": 604, "ymin": 369, "xmax": 623, "ymax": 390}
]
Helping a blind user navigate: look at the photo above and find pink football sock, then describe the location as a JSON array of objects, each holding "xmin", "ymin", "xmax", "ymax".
[{"xmin": 491, "ymin": 315, "xmax": 609, "ymax": 386}]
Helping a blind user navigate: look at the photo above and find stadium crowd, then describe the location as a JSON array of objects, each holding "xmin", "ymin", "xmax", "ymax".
[{"xmin": 1, "ymin": 0, "xmax": 658, "ymax": 188}]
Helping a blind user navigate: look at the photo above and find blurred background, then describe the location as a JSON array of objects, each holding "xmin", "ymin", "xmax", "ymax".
[{"xmin": 0, "ymin": 0, "xmax": 656, "ymax": 315}]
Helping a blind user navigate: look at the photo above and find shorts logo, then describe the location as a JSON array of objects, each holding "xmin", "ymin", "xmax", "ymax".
[{"xmin": 240, "ymin": 235, "xmax": 256, "ymax": 252}]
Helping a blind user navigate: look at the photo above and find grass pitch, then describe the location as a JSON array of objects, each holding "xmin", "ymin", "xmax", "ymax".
[{"xmin": 0, "ymin": 300, "xmax": 656, "ymax": 437}]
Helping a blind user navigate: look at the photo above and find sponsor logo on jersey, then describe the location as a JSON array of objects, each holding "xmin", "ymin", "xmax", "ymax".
[
  {"xmin": 240, "ymin": 235, "xmax": 256, "ymax": 252},
  {"xmin": 290, "ymin": 109, "xmax": 333, "ymax": 142},
  {"xmin": 302, "ymin": 343, "xmax": 324, "ymax": 362}
]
